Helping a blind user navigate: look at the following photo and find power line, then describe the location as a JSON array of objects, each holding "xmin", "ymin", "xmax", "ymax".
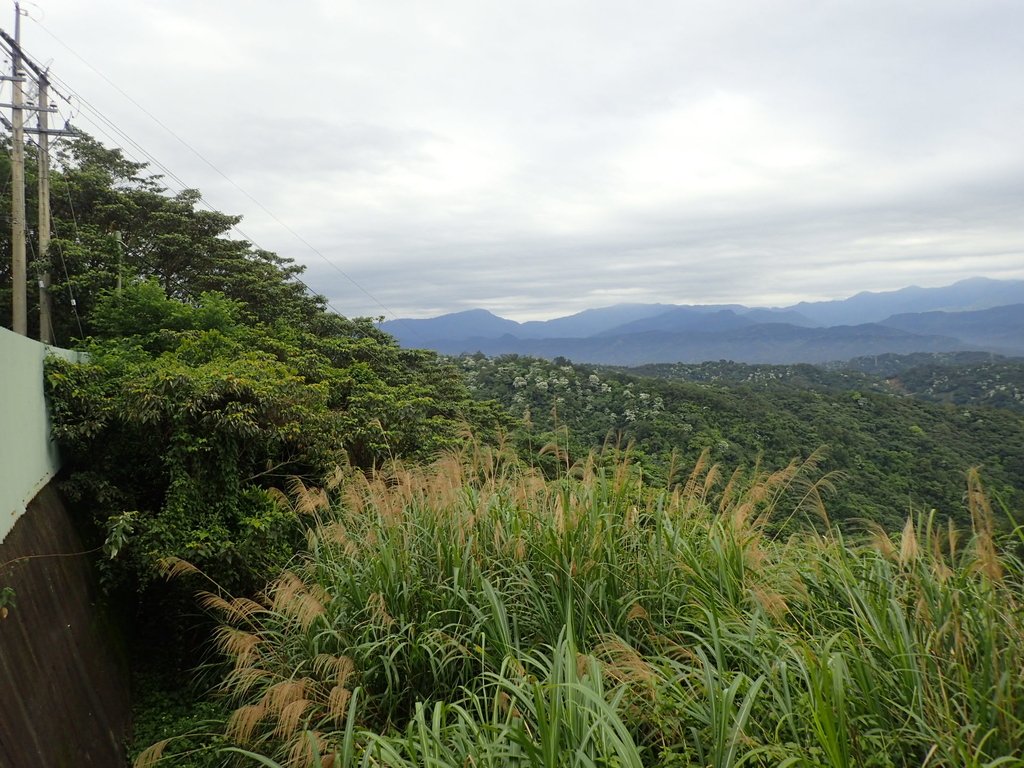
[
  {"xmin": 3, "ymin": 19, "xmax": 436, "ymax": 360},
  {"xmin": 2, "ymin": 45, "xmax": 348, "ymax": 320},
  {"xmin": 29, "ymin": 18, "xmax": 405, "ymax": 325}
]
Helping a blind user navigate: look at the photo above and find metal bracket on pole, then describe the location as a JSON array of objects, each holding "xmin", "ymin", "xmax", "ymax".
[
  {"xmin": 0, "ymin": 102, "xmax": 57, "ymax": 111},
  {"xmin": 24, "ymin": 127, "xmax": 76, "ymax": 136}
]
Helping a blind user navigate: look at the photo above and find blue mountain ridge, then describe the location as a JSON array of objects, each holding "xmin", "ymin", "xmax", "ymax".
[{"xmin": 377, "ymin": 278, "xmax": 1024, "ymax": 365}]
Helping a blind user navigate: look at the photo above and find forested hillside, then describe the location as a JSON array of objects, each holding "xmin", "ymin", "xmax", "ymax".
[
  {"xmin": 629, "ymin": 354, "xmax": 1024, "ymax": 413},
  {"xmin": 456, "ymin": 354, "xmax": 1024, "ymax": 529},
  {"xmin": 632, "ymin": 355, "xmax": 1024, "ymax": 415}
]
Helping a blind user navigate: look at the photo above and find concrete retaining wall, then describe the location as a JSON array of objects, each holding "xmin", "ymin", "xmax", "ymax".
[{"xmin": 0, "ymin": 484, "xmax": 130, "ymax": 766}]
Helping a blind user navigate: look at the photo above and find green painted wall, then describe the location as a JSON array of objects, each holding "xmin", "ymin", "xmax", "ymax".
[{"xmin": 0, "ymin": 327, "xmax": 82, "ymax": 543}]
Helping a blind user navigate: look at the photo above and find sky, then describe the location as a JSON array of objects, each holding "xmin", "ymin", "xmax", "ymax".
[{"xmin": 5, "ymin": 1, "xmax": 1024, "ymax": 320}]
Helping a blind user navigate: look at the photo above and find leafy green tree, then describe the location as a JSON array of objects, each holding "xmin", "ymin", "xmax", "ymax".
[
  {"xmin": 1, "ymin": 132, "xmax": 326, "ymax": 342},
  {"xmin": 47, "ymin": 283, "xmax": 509, "ymax": 593}
]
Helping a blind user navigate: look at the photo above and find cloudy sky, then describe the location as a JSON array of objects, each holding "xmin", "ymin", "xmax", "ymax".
[{"xmin": 8, "ymin": 1, "xmax": 1024, "ymax": 320}]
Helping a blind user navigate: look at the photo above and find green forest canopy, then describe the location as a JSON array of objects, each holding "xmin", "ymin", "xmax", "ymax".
[{"xmin": 454, "ymin": 354, "xmax": 1024, "ymax": 530}]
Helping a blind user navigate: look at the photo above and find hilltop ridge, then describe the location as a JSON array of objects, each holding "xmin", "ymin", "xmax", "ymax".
[{"xmin": 379, "ymin": 278, "xmax": 1024, "ymax": 364}]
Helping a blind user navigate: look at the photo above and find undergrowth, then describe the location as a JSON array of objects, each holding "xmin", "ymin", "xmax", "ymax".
[{"xmin": 136, "ymin": 443, "xmax": 1024, "ymax": 767}]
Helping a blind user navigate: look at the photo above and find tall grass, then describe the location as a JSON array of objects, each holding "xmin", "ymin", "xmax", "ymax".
[{"xmin": 139, "ymin": 443, "xmax": 1024, "ymax": 767}]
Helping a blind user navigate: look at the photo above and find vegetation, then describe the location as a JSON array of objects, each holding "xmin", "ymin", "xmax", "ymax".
[
  {"xmin": 625, "ymin": 355, "xmax": 1024, "ymax": 414},
  {"xmin": 1, "ymin": 134, "xmax": 327, "ymax": 343},
  {"xmin": 0, "ymin": 132, "xmax": 499, "ymax": 595},
  {"xmin": 6, "ymin": 133, "xmax": 1024, "ymax": 766},
  {"xmin": 42, "ymin": 276, "xmax": 508, "ymax": 691},
  {"xmin": 455, "ymin": 355, "xmax": 1024, "ymax": 530},
  {"xmin": 886, "ymin": 360, "xmax": 1024, "ymax": 413},
  {"xmin": 136, "ymin": 445, "xmax": 1024, "ymax": 767},
  {"xmin": 1, "ymin": 132, "xmax": 506, "ymax": 756},
  {"xmin": 623, "ymin": 360, "xmax": 885, "ymax": 392},
  {"xmin": 829, "ymin": 352, "xmax": 1014, "ymax": 379}
]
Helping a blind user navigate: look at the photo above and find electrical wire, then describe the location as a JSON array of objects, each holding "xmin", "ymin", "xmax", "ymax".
[
  {"xmin": 45, "ymin": 212, "xmax": 85, "ymax": 339},
  {"xmin": 2, "ymin": 21, "xmax": 436, "ymax": 358},
  {"xmin": 1, "ymin": 33, "xmax": 342, "ymax": 317},
  {"xmin": 30, "ymin": 18, "xmax": 407, "ymax": 326},
  {"xmin": 41, "ymin": 77, "xmax": 356, "ymax": 321}
]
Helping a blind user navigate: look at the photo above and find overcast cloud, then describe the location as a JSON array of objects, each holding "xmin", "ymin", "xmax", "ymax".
[{"xmin": 8, "ymin": 0, "xmax": 1024, "ymax": 319}]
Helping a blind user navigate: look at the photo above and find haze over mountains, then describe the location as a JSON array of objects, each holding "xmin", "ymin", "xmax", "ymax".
[{"xmin": 380, "ymin": 278, "xmax": 1024, "ymax": 365}]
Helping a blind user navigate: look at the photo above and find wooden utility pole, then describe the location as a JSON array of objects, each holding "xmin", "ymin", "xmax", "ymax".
[
  {"xmin": 37, "ymin": 71, "xmax": 52, "ymax": 343},
  {"xmin": 9, "ymin": 1, "xmax": 26, "ymax": 335},
  {"xmin": 3, "ymin": 14, "xmax": 74, "ymax": 340}
]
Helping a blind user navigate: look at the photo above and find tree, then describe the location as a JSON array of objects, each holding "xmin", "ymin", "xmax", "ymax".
[
  {"xmin": 47, "ymin": 281, "xmax": 512, "ymax": 596},
  {"xmin": 1, "ymin": 132, "xmax": 326, "ymax": 342}
]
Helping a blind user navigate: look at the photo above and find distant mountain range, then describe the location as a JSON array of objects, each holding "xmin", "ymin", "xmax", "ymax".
[{"xmin": 379, "ymin": 277, "xmax": 1024, "ymax": 365}]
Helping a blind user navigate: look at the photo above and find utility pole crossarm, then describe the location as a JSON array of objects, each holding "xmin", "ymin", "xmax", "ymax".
[
  {"xmin": 24, "ymin": 127, "xmax": 77, "ymax": 136},
  {"xmin": 0, "ymin": 102, "xmax": 57, "ymax": 111},
  {"xmin": 0, "ymin": 25, "xmax": 49, "ymax": 80}
]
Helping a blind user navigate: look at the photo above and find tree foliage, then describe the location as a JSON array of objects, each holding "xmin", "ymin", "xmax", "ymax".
[
  {"xmin": 1, "ymin": 133, "xmax": 327, "ymax": 342},
  {"xmin": 46, "ymin": 283, "xmax": 508, "ymax": 596},
  {"xmin": 13, "ymin": 133, "xmax": 508, "ymax": 645},
  {"xmin": 456, "ymin": 354, "xmax": 1024, "ymax": 529}
]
